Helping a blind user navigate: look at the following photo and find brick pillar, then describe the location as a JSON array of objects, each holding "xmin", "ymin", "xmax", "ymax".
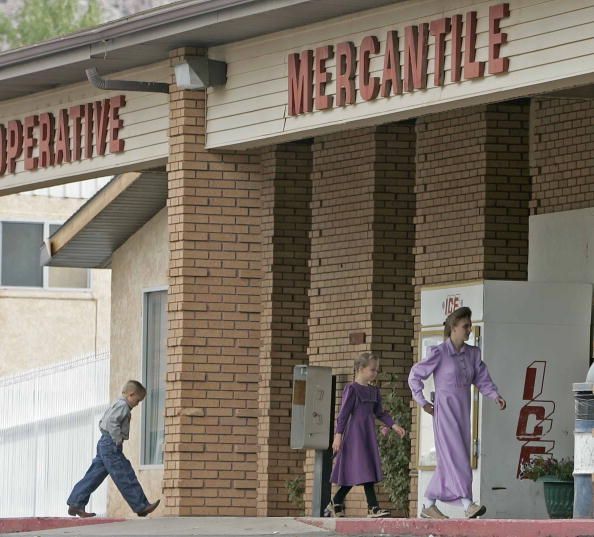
[
  {"xmin": 410, "ymin": 101, "xmax": 530, "ymax": 515},
  {"xmin": 306, "ymin": 125, "xmax": 415, "ymax": 517},
  {"xmin": 484, "ymin": 102, "xmax": 530, "ymax": 280},
  {"xmin": 165, "ymin": 47, "xmax": 261, "ymax": 516},
  {"xmin": 531, "ymin": 97, "xmax": 594, "ymax": 215},
  {"xmin": 257, "ymin": 142, "xmax": 312, "ymax": 515},
  {"xmin": 371, "ymin": 122, "xmax": 416, "ymax": 517}
]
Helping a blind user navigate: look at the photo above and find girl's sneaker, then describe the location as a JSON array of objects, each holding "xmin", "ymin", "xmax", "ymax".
[
  {"xmin": 420, "ymin": 504, "xmax": 449, "ymax": 519},
  {"xmin": 465, "ymin": 502, "xmax": 486, "ymax": 518},
  {"xmin": 367, "ymin": 506, "xmax": 390, "ymax": 518},
  {"xmin": 324, "ymin": 501, "xmax": 345, "ymax": 517}
]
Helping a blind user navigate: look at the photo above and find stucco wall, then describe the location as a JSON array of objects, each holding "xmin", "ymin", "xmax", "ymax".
[
  {"xmin": 0, "ymin": 193, "xmax": 111, "ymax": 376},
  {"xmin": 109, "ymin": 207, "xmax": 167, "ymax": 516}
]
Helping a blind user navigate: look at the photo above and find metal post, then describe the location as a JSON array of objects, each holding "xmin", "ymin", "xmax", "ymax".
[
  {"xmin": 312, "ymin": 449, "xmax": 324, "ymax": 516},
  {"xmin": 573, "ymin": 363, "xmax": 594, "ymax": 518},
  {"xmin": 319, "ymin": 375, "xmax": 336, "ymax": 516}
]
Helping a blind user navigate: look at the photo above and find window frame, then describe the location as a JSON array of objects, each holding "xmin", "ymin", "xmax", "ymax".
[
  {"xmin": 0, "ymin": 219, "xmax": 91, "ymax": 291},
  {"xmin": 140, "ymin": 285, "xmax": 168, "ymax": 469}
]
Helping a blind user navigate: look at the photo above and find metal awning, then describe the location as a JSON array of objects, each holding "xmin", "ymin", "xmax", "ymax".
[
  {"xmin": 0, "ymin": 0, "xmax": 402, "ymax": 101},
  {"xmin": 41, "ymin": 170, "xmax": 167, "ymax": 268}
]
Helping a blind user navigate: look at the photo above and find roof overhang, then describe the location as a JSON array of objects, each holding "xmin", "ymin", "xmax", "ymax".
[
  {"xmin": 41, "ymin": 171, "xmax": 167, "ymax": 269},
  {"xmin": 0, "ymin": 0, "xmax": 402, "ymax": 101}
]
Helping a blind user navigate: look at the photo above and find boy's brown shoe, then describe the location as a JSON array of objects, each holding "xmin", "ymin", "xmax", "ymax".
[
  {"xmin": 465, "ymin": 503, "xmax": 486, "ymax": 518},
  {"xmin": 67, "ymin": 506, "xmax": 96, "ymax": 518},
  {"xmin": 137, "ymin": 499, "xmax": 160, "ymax": 517},
  {"xmin": 420, "ymin": 504, "xmax": 449, "ymax": 519}
]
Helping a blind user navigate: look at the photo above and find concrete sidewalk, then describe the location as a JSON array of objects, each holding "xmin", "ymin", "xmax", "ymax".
[
  {"xmin": 302, "ymin": 517, "xmax": 594, "ymax": 537},
  {"xmin": 3, "ymin": 516, "xmax": 594, "ymax": 537},
  {"xmin": 0, "ymin": 517, "xmax": 335, "ymax": 536}
]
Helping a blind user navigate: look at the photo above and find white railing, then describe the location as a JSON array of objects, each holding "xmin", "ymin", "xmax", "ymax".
[{"xmin": 0, "ymin": 351, "xmax": 110, "ymax": 517}]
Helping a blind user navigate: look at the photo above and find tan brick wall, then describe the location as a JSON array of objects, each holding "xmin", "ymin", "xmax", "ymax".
[
  {"xmin": 307, "ymin": 125, "xmax": 415, "ymax": 517},
  {"xmin": 371, "ymin": 122, "xmax": 416, "ymax": 516},
  {"xmin": 257, "ymin": 142, "xmax": 312, "ymax": 515},
  {"xmin": 165, "ymin": 48, "xmax": 261, "ymax": 516},
  {"xmin": 411, "ymin": 101, "xmax": 530, "ymax": 514},
  {"xmin": 164, "ymin": 46, "xmax": 538, "ymax": 519},
  {"xmin": 530, "ymin": 97, "xmax": 594, "ymax": 215},
  {"xmin": 484, "ymin": 102, "xmax": 531, "ymax": 280}
]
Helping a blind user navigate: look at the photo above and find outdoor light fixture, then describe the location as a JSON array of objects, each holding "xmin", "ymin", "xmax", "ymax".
[{"xmin": 174, "ymin": 57, "xmax": 227, "ymax": 90}]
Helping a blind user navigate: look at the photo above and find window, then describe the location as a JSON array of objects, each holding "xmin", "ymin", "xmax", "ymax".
[
  {"xmin": 1, "ymin": 222, "xmax": 44, "ymax": 287},
  {"xmin": 0, "ymin": 221, "xmax": 89, "ymax": 289},
  {"xmin": 141, "ymin": 289, "xmax": 167, "ymax": 466}
]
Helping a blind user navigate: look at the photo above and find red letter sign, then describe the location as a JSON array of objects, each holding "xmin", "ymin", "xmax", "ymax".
[
  {"xmin": 336, "ymin": 42, "xmax": 357, "ymax": 106},
  {"xmin": 314, "ymin": 45, "xmax": 334, "ymax": 111},
  {"xmin": 288, "ymin": 50, "xmax": 314, "ymax": 116},
  {"xmin": 403, "ymin": 24, "xmax": 429, "ymax": 91},
  {"xmin": 359, "ymin": 36, "xmax": 380, "ymax": 101},
  {"xmin": 489, "ymin": 3, "xmax": 510, "ymax": 74}
]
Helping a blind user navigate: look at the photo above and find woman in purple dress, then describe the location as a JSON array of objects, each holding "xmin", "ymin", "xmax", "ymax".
[
  {"xmin": 408, "ymin": 307, "xmax": 506, "ymax": 519},
  {"xmin": 327, "ymin": 352, "xmax": 406, "ymax": 518}
]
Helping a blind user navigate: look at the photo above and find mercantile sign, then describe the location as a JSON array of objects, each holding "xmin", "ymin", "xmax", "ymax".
[{"xmin": 288, "ymin": 3, "xmax": 510, "ymax": 116}]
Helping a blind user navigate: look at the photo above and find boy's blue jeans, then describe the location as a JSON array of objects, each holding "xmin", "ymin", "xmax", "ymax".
[{"xmin": 67, "ymin": 433, "xmax": 150, "ymax": 514}]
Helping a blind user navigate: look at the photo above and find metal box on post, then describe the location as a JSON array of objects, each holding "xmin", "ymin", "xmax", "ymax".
[{"xmin": 290, "ymin": 365, "xmax": 332, "ymax": 450}]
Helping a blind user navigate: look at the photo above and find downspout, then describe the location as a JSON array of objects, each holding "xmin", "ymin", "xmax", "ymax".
[{"xmin": 85, "ymin": 67, "xmax": 169, "ymax": 93}]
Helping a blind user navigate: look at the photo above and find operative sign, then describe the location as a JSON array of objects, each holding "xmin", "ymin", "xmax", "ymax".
[{"xmin": 0, "ymin": 95, "xmax": 126, "ymax": 177}]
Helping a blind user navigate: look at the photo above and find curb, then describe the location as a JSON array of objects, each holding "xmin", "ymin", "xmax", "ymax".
[
  {"xmin": 299, "ymin": 517, "xmax": 594, "ymax": 537},
  {"xmin": 0, "ymin": 517, "xmax": 125, "ymax": 534}
]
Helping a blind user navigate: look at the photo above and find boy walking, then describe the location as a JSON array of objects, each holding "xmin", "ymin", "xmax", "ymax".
[{"xmin": 67, "ymin": 380, "xmax": 160, "ymax": 518}]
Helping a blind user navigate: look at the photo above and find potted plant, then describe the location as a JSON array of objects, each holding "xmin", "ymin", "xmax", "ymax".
[{"xmin": 520, "ymin": 456, "xmax": 574, "ymax": 518}]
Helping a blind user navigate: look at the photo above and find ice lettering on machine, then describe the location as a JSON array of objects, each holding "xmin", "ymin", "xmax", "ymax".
[
  {"xmin": 0, "ymin": 95, "xmax": 126, "ymax": 177},
  {"xmin": 516, "ymin": 361, "xmax": 556, "ymax": 478},
  {"xmin": 442, "ymin": 295, "xmax": 463, "ymax": 317}
]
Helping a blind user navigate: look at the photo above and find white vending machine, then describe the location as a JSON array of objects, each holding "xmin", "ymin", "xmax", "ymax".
[{"xmin": 416, "ymin": 281, "xmax": 592, "ymax": 519}]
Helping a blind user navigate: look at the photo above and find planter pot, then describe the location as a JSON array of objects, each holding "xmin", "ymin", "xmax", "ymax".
[{"xmin": 542, "ymin": 479, "xmax": 574, "ymax": 519}]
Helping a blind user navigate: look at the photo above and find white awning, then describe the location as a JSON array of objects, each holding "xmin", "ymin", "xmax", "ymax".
[{"xmin": 41, "ymin": 170, "xmax": 166, "ymax": 268}]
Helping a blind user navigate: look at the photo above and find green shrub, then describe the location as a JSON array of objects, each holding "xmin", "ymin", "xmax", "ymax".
[
  {"xmin": 286, "ymin": 474, "xmax": 305, "ymax": 512},
  {"xmin": 377, "ymin": 374, "xmax": 412, "ymax": 516}
]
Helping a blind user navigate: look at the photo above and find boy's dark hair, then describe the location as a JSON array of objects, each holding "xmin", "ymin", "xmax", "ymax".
[{"xmin": 122, "ymin": 380, "xmax": 146, "ymax": 396}]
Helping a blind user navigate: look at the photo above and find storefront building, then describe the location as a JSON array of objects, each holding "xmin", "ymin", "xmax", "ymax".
[{"xmin": 1, "ymin": 0, "xmax": 594, "ymax": 518}]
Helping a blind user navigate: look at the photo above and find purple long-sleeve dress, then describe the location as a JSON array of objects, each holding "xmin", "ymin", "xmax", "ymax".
[
  {"xmin": 330, "ymin": 382, "xmax": 395, "ymax": 486},
  {"xmin": 408, "ymin": 339, "xmax": 500, "ymax": 502}
]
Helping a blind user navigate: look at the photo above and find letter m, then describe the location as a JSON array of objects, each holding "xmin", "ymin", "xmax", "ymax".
[{"xmin": 288, "ymin": 50, "xmax": 314, "ymax": 116}]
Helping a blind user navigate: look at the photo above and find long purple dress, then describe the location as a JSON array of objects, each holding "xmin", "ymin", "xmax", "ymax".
[
  {"xmin": 330, "ymin": 382, "xmax": 395, "ymax": 486},
  {"xmin": 408, "ymin": 339, "xmax": 500, "ymax": 502}
]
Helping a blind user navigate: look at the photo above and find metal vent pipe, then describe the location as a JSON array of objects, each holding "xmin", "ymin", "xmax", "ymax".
[{"xmin": 86, "ymin": 67, "xmax": 169, "ymax": 93}]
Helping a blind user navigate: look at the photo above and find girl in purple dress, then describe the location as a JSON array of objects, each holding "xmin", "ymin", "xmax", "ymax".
[
  {"xmin": 326, "ymin": 352, "xmax": 406, "ymax": 518},
  {"xmin": 408, "ymin": 307, "xmax": 506, "ymax": 519}
]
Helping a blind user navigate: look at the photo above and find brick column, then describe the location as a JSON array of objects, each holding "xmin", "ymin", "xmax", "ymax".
[
  {"xmin": 531, "ymin": 97, "xmax": 594, "ymax": 215},
  {"xmin": 306, "ymin": 125, "xmax": 415, "ymax": 517},
  {"xmin": 257, "ymin": 142, "xmax": 312, "ymax": 515},
  {"xmin": 165, "ymin": 47, "xmax": 261, "ymax": 516},
  {"xmin": 410, "ymin": 101, "xmax": 530, "ymax": 514}
]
